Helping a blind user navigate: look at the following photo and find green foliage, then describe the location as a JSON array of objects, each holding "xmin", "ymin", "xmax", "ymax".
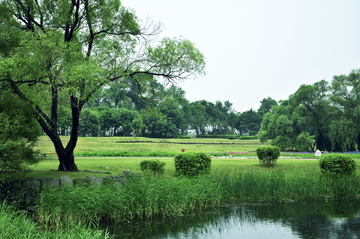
[
  {"xmin": 174, "ymin": 152, "xmax": 211, "ymax": 177},
  {"xmin": 319, "ymin": 155, "xmax": 356, "ymax": 177},
  {"xmin": 37, "ymin": 175, "xmax": 221, "ymax": 222},
  {"xmin": 296, "ymin": 132, "xmax": 314, "ymax": 152},
  {"xmin": 180, "ymin": 136, "xmax": 191, "ymax": 139},
  {"xmin": 140, "ymin": 160, "xmax": 165, "ymax": 174},
  {"xmin": 239, "ymin": 136, "xmax": 258, "ymax": 140},
  {"xmin": 0, "ymin": 202, "xmax": 111, "ymax": 238},
  {"xmin": 256, "ymin": 146, "xmax": 280, "ymax": 167},
  {"xmin": 0, "ymin": 92, "xmax": 41, "ymax": 171},
  {"xmin": 228, "ymin": 135, "xmax": 237, "ymax": 140},
  {"xmin": 0, "ymin": 0, "xmax": 205, "ymax": 170},
  {"xmin": 79, "ymin": 109, "xmax": 100, "ymax": 137},
  {"xmin": 328, "ymin": 118, "xmax": 357, "ymax": 151}
]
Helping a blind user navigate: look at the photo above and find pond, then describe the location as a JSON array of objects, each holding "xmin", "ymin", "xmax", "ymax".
[{"xmin": 102, "ymin": 199, "xmax": 360, "ymax": 239}]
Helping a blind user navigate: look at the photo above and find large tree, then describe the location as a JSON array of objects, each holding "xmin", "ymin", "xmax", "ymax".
[{"xmin": 0, "ymin": 0, "xmax": 205, "ymax": 171}]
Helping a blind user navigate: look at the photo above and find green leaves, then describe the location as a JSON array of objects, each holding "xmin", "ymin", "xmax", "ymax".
[
  {"xmin": 319, "ymin": 155, "xmax": 356, "ymax": 178},
  {"xmin": 256, "ymin": 146, "xmax": 280, "ymax": 167},
  {"xmin": 174, "ymin": 152, "xmax": 211, "ymax": 177}
]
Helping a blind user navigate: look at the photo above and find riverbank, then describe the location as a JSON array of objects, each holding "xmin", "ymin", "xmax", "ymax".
[{"xmin": 2, "ymin": 168, "xmax": 360, "ymax": 238}]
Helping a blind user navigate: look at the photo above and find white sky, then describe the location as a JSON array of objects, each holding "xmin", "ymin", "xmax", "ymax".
[{"xmin": 121, "ymin": 0, "xmax": 360, "ymax": 113}]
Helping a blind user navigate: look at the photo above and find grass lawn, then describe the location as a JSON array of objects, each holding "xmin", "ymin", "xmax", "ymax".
[
  {"xmin": 3, "ymin": 156, "xmax": 354, "ymax": 181},
  {"xmin": 34, "ymin": 136, "xmax": 265, "ymax": 155}
]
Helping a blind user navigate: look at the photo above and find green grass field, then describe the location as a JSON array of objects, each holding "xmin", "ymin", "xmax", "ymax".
[
  {"xmin": 34, "ymin": 136, "xmax": 265, "ymax": 155},
  {"xmin": 2, "ymin": 156, "xmax": 357, "ymax": 182}
]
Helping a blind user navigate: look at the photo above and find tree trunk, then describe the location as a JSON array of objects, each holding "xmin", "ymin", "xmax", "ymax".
[{"xmin": 57, "ymin": 149, "xmax": 78, "ymax": 171}]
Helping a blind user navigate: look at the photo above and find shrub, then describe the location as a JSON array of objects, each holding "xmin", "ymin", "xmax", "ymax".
[
  {"xmin": 228, "ymin": 135, "xmax": 237, "ymax": 140},
  {"xmin": 140, "ymin": 160, "xmax": 166, "ymax": 174},
  {"xmin": 174, "ymin": 152, "xmax": 211, "ymax": 177},
  {"xmin": 239, "ymin": 136, "xmax": 258, "ymax": 140},
  {"xmin": 256, "ymin": 146, "xmax": 280, "ymax": 167},
  {"xmin": 0, "ymin": 92, "xmax": 41, "ymax": 171},
  {"xmin": 319, "ymin": 155, "xmax": 356, "ymax": 177},
  {"xmin": 180, "ymin": 136, "xmax": 191, "ymax": 139}
]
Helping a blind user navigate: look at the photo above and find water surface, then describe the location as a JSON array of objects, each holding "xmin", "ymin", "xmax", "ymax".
[{"xmin": 104, "ymin": 199, "xmax": 360, "ymax": 239}]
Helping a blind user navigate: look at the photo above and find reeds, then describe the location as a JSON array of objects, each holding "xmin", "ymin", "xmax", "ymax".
[
  {"xmin": 35, "ymin": 175, "xmax": 223, "ymax": 226},
  {"xmin": 5, "ymin": 166, "xmax": 359, "ymax": 236},
  {"xmin": 213, "ymin": 167, "xmax": 360, "ymax": 202},
  {"xmin": 0, "ymin": 201, "xmax": 111, "ymax": 238}
]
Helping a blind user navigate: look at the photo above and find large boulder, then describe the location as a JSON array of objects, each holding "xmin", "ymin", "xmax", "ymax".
[
  {"xmin": 91, "ymin": 177, "xmax": 104, "ymax": 187},
  {"xmin": 40, "ymin": 177, "xmax": 60, "ymax": 188},
  {"xmin": 59, "ymin": 176, "xmax": 73, "ymax": 187},
  {"xmin": 24, "ymin": 177, "xmax": 40, "ymax": 190},
  {"xmin": 73, "ymin": 178, "xmax": 91, "ymax": 186}
]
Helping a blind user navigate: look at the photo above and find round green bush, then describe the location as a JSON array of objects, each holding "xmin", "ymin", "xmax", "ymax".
[
  {"xmin": 319, "ymin": 154, "xmax": 356, "ymax": 177},
  {"xmin": 256, "ymin": 146, "xmax": 280, "ymax": 167}
]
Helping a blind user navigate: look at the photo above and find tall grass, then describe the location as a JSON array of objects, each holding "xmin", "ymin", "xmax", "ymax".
[
  {"xmin": 35, "ymin": 175, "xmax": 222, "ymax": 226},
  {"xmin": 0, "ymin": 201, "xmax": 111, "ymax": 239},
  {"xmin": 31, "ymin": 167, "xmax": 360, "ymax": 231},
  {"xmin": 214, "ymin": 167, "xmax": 360, "ymax": 202}
]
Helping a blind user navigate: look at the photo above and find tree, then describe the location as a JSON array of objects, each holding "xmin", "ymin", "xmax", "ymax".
[
  {"xmin": 330, "ymin": 69, "xmax": 360, "ymax": 149},
  {"xmin": 79, "ymin": 109, "xmax": 99, "ymax": 137},
  {"xmin": 0, "ymin": 0, "xmax": 205, "ymax": 171},
  {"xmin": 117, "ymin": 108, "xmax": 143, "ymax": 136},
  {"xmin": 238, "ymin": 109, "xmax": 262, "ymax": 136},
  {"xmin": 188, "ymin": 101, "xmax": 208, "ymax": 136},
  {"xmin": 258, "ymin": 97, "xmax": 277, "ymax": 118},
  {"xmin": 0, "ymin": 91, "xmax": 41, "ymax": 171}
]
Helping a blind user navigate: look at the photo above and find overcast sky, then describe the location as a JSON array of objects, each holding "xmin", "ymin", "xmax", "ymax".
[{"xmin": 122, "ymin": 0, "xmax": 360, "ymax": 113}]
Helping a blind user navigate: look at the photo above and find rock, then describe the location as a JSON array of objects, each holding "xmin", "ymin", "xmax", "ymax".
[
  {"xmin": 117, "ymin": 177, "xmax": 127, "ymax": 184},
  {"xmin": 123, "ymin": 169, "xmax": 132, "ymax": 175},
  {"xmin": 91, "ymin": 177, "xmax": 103, "ymax": 187},
  {"xmin": 105, "ymin": 176, "xmax": 116, "ymax": 181},
  {"xmin": 118, "ymin": 173, "xmax": 124, "ymax": 176},
  {"xmin": 59, "ymin": 176, "xmax": 73, "ymax": 187},
  {"xmin": 86, "ymin": 175, "xmax": 95, "ymax": 180},
  {"xmin": 73, "ymin": 178, "xmax": 90, "ymax": 186},
  {"xmin": 93, "ymin": 171, "xmax": 104, "ymax": 173},
  {"xmin": 24, "ymin": 177, "xmax": 40, "ymax": 190},
  {"xmin": 83, "ymin": 169, "xmax": 92, "ymax": 172},
  {"xmin": 104, "ymin": 172, "xmax": 112, "ymax": 174},
  {"xmin": 113, "ymin": 181, "xmax": 123, "ymax": 190},
  {"xmin": 41, "ymin": 178, "xmax": 59, "ymax": 188}
]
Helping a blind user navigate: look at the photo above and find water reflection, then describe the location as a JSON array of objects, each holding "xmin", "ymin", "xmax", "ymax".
[{"xmin": 103, "ymin": 199, "xmax": 360, "ymax": 239}]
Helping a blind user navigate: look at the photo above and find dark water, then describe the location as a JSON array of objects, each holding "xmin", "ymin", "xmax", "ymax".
[{"xmin": 103, "ymin": 199, "xmax": 360, "ymax": 239}]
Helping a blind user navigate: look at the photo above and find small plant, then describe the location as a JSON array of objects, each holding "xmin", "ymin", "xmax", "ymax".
[
  {"xmin": 256, "ymin": 146, "xmax": 280, "ymax": 167},
  {"xmin": 228, "ymin": 135, "xmax": 237, "ymax": 140},
  {"xmin": 319, "ymin": 155, "xmax": 356, "ymax": 177},
  {"xmin": 140, "ymin": 160, "xmax": 166, "ymax": 174},
  {"xmin": 174, "ymin": 152, "xmax": 211, "ymax": 177}
]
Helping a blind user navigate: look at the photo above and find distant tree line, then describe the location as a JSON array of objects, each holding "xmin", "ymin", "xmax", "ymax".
[
  {"xmin": 56, "ymin": 76, "xmax": 277, "ymax": 138},
  {"xmin": 259, "ymin": 69, "xmax": 360, "ymax": 152}
]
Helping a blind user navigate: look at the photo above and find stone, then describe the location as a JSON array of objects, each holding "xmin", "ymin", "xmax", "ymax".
[
  {"xmin": 24, "ymin": 177, "xmax": 40, "ymax": 190},
  {"xmin": 41, "ymin": 178, "xmax": 59, "ymax": 188},
  {"xmin": 59, "ymin": 176, "xmax": 74, "ymax": 187},
  {"xmin": 117, "ymin": 177, "xmax": 127, "ymax": 184},
  {"xmin": 113, "ymin": 181, "xmax": 123, "ymax": 190},
  {"xmin": 73, "ymin": 178, "xmax": 90, "ymax": 186},
  {"xmin": 106, "ymin": 176, "xmax": 116, "ymax": 181},
  {"xmin": 83, "ymin": 169, "xmax": 92, "ymax": 172},
  {"xmin": 104, "ymin": 172, "xmax": 112, "ymax": 174},
  {"xmin": 86, "ymin": 175, "xmax": 95, "ymax": 180},
  {"xmin": 123, "ymin": 169, "xmax": 132, "ymax": 175},
  {"xmin": 91, "ymin": 177, "xmax": 104, "ymax": 187},
  {"xmin": 93, "ymin": 171, "xmax": 104, "ymax": 173}
]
